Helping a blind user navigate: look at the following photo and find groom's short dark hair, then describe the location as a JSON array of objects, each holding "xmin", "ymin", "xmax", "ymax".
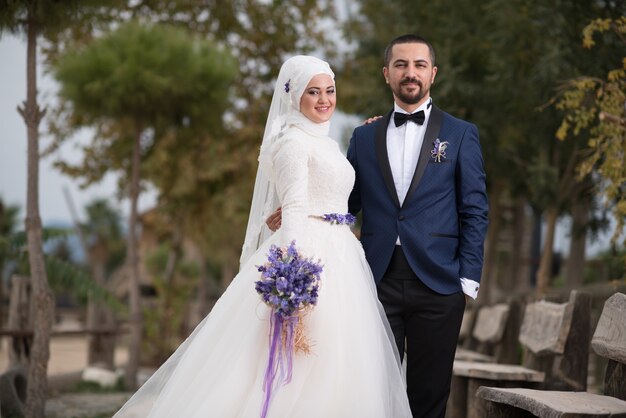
[{"xmin": 384, "ymin": 34, "xmax": 436, "ymax": 67}]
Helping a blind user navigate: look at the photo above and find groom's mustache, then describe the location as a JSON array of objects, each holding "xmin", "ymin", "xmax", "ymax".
[{"xmin": 400, "ymin": 77, "xmax": 422, "ymax": 87}]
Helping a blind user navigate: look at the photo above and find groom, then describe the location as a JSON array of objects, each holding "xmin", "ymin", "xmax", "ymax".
[{"xmin": 346, "ymin": 34, "xmax": 488, "ymax": 417}]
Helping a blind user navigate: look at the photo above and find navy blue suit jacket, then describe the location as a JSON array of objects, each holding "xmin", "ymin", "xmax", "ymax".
[{"xmin": 347, "ymin": 106, "xmax": 489, "ymax": 294}]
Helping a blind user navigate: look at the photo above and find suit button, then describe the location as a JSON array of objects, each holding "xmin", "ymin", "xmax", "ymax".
[{"xmin": 398, "ymin": 215, "xmax": 405, "ymax": 220}]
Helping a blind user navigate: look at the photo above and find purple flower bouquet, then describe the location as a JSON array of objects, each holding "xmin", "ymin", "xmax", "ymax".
[{"xmin": 255, "ymin": 241, "xmax": 323, "ymax": 418}]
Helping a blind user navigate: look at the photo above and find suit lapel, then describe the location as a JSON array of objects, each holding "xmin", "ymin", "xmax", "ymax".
[
  {"xmin": 403, "ymin": 105, "xmax": 444, "ymax": 208},
  {"xmin": 375, "ymin": 110, "xmax": 401, "ymax": 208}
]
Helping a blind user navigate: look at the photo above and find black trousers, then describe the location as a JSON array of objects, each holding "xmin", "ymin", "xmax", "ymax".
[{"xmin": 377, "ymin": 246, "xmax": 465, "ymax": 418}]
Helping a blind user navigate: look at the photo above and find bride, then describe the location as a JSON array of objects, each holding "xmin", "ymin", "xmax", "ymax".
[{"xmin": 113, "ymin": 55, "xmax": 411, "ymax": 418}]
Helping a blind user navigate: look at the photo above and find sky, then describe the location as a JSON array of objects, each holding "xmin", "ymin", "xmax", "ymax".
[{"xmin": 0, "ymin": 30, "xmax": 618, "ymax": 258}]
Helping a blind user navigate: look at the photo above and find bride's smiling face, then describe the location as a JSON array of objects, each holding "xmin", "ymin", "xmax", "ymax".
[{"xmin": 299, "ymin": 74, "xmax": 336, "ymax": 124}]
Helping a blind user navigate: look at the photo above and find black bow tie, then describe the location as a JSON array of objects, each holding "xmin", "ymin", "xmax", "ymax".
[{"xmin": 394, "ymin": 110, "xmax": 425, "ymax": 127}]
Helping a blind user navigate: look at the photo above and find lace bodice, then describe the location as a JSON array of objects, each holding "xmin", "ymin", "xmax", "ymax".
[{"xmin": 271, "ymin": 126, "xmax": 355, "ymax": 248}]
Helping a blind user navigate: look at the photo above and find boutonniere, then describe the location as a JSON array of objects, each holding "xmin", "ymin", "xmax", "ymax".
[{"xmin": 431, "ymin": 138, "xmax": 449, "ymax": 162}]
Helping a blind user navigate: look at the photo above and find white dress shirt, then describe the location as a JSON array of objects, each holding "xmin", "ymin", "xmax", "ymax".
[
  {"xmin": 386, "ymin": 99, "xmax": 480, "ymax": 299},
  {"xmin": 386, "ymin": 101, "xmax": 431, "ymax": 209}
]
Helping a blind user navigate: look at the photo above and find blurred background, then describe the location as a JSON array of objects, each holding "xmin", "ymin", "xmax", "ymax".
[{"xmin": 0, "ymin": 0, "xmax": 624, "ymax": 415}]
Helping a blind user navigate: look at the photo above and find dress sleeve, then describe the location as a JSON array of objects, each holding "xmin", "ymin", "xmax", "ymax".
[{"xmin": 272, "ymin": 136, "xmax": 312, "ymax": 250}]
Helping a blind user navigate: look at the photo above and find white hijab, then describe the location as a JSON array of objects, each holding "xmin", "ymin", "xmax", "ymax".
[{"xmin": 239, "ymin": 55, "xmax": 335, "ymax": 267}]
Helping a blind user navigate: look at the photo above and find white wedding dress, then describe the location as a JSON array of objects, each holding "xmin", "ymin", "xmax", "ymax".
[{"xmin": 114, "ymin": 125, "xmax": 412, "ymax": 418}]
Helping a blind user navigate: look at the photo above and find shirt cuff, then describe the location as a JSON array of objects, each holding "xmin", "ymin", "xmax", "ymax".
[{"xmin": 460, "ymin": 278, "xmax": 479, "ymax": 299}]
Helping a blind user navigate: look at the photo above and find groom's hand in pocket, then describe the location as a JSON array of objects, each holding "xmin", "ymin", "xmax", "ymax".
[{"xmin": 266, "ymin": 207, "xmax": 282, "ymax": 231}]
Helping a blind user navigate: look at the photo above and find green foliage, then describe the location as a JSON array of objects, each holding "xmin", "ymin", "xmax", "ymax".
[
  {"xmin": 0, "ymin": 198, "xmax": 21, "ymax": 282},
  {"xmin": 0, "ymin": 223, "xmax": 125, "ymax": 312},
  {"xmin": 0, "ymin": 198, "xmax": 20, "ymax": 235},
  {"xmin": 5, "ymin": 227, "xmax": 69, "ymax": 250},
  {"xmin": 0, "ymin": 0, "xmax": 100, "ymax": 36},
  {"xmin": 0, "ymin": 196, "xmax": 125, "ymax": 312},
  {"xmin": 81, "ymin": 198, "xmax": 126, "ymax": 276},
  {"xmin": 554, "ymin": 17, "xmax": 626, "ymax": 244},
  {"xmin": 50, "ymin": 21, "xmax": 237, "ymax": 188},
  {"xmin": 527, "ymin": 161, "xmax": 560, "ymax": 210},
  {"xmin": 70, "ymin": 378, "xmax": 126, "ymax": 394},
  {"xmin": 44, "ymin": 254, "xmax": 126, "ymax": 312},
  {"xmin": 583, "ymin": 246, "xmax": 626, "ymax": 283},
  {"xmin": 142, "ymin": 243, "xmax": 198, "ymax": 365},
  {"xmin": 0, "ymin": 227, "xmax": 70, "ymax": 282},
  {"xmin": 54, "ymin": 21, "xmax": 234, "ymax": 125},
  {"xmin": 0, "ymin": 410, "xmax": 23, "ymax": 418}
]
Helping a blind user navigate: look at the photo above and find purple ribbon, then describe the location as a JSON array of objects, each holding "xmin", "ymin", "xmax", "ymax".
[{"xmin": 261, "ymin": 312, "xmax": 298, "ymax": 418}]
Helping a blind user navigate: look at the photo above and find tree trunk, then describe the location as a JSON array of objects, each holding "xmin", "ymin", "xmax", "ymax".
[
  {"xmin": 8, "ymin": 275, "xmax": 32, "ymax": 369},
  {"xmin": 163, "ymin": 221, "xmax": 182, "ymax": 285},
  {"xmin": 565, "ymin": 198, "xmax": 588, "ymax": 287},
  {"xmin": 529, "ymin": 208, "xmax": 542, "ymax": 288},
  {"xmin": 19, "ymin": 17, "xmax": 55, "ymax": 418},
  {"xmin": 535, "ymin": 206, "xmax": 559, "ymax": 296},
  {"xmin": 0, "ymin": 202, "xmax": 4, "ymax": 329},
  {"xmin": 87, "ymin": 257, "xmax": 116, "ymax": 368},
  {"xmin": 480, "ymin": 182, "xmax": 504, "ymax": 305},
  {"xmin": 509, "ymin": 197, "xmax": 530, "ymax": 293},
  {"xmin": 125, "ymin": 127, "xmax": 143, "ymax": 390}
]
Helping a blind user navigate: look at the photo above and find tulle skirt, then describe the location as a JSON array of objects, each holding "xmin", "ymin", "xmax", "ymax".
[{"xmin": 113, "ymin": 222, "xmax": 411, "ymax": 417}]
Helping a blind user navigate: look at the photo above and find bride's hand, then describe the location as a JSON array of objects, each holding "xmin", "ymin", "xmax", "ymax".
[
  {"xmin": 266, "ymin": 207, "xmax": 282, "ymax": 232},
  {"xmin": 362, "ymin": 115, "xmax": 383, "ymax": 125}
]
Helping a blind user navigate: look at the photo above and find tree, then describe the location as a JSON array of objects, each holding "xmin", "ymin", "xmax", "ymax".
[
  {"xmin": 0, "ymin": 1, "xmax": 109, "ymax": 414},
  {"xmin": 0, "ymin": 1, "xmax": 130, "ymax": 412},
  {"xmin": 1, "ymin": 5, "xmax": 53, "ymax": 415},
  {"xmin": 79, "ymin": 198, "xmax": 126, "ymax": 367},
  {"xmin": 51, "ymin": 21, "xmax": 236, "ymax": 388},
  {"xmin": 554, "ymin": 17, "xmax": 626, "ymax": 265}
]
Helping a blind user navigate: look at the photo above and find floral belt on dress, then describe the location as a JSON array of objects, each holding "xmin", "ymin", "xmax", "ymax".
[{"xmin": 309, "ymin": 213, "xmax": 356, "ymax": 226}]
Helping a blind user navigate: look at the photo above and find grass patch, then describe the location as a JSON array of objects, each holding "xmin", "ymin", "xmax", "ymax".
[{"xmin": 70, "ymin": 378, "xmax": 126, "ymax": 393}]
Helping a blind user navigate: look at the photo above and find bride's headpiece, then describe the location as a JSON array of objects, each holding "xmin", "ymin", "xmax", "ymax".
[{"xmin": 239, "ymin": 55, "xmax": 335, "ymax": 267}]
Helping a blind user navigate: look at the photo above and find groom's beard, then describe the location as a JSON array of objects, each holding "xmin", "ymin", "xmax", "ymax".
[{"xmin": 394, "ymin": 77, "xmax": 428, "ymax": 105}]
